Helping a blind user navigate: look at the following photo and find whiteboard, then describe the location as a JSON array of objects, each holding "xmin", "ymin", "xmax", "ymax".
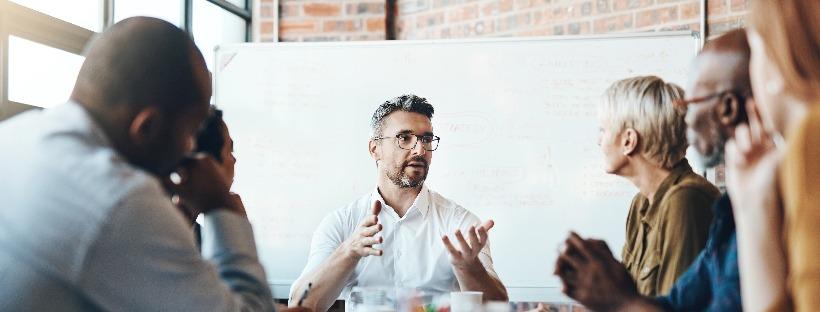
[{"xmin": 214, "ymin": 33, "xmax": 701, "ymax": 301}]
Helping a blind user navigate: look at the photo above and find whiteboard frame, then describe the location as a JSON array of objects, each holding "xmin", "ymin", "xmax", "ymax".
[
  {"xmin": 216, "ymin": 30, "xmax": 700, "ymax": 50},
  {"xmin": 213, "ymin": 31, "xmax": 703, "ymax": 302}
]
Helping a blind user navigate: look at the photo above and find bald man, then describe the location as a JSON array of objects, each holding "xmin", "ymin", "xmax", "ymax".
[
  {"xmin": 554, "ymin": 29, "xmax": 750, "ymax": 312},
  {"xmin": 0, "ymin": 18, "xmax": 276, "ymax": 311}
]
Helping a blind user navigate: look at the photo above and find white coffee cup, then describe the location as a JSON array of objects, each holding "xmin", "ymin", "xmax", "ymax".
[
  {"xmin": 483, "ymin": 301, "xmax": 511, "ymax": 312},
  {"xmin": 450, "ymin": 291, "xmax": 483, "ymax": 312}
]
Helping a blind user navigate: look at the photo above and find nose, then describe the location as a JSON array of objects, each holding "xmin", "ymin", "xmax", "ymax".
[{"xmin": 412, "ymin": 138, "xmax": 426, "ymax": 155}]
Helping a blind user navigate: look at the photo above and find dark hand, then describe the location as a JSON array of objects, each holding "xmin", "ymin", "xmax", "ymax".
[
  {"xmin": 165, "ymin": 153, "xmax": 240, "ymax": 215},
  {"xmin": 171, "ymin": 195, "xmax": 199, "ymax": 225},
  {"xmin": 553, "ymin": 232, "xmax": 639, "ymax": 311}
]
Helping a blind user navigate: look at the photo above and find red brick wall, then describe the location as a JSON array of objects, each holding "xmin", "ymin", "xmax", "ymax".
[
  {"xmin": 398, "ymin": 0, "xmax": 748, "ymax": 39},
  {"xmin": 257, "ymin": 0, "xmax": 747, "ymax": 42},
  {"xmin": 259, "ymin": 0, "xmax": 387, "ymax": 42}
]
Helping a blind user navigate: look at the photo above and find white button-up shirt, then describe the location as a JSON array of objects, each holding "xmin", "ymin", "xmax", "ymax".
[
  {"xmin": 292, "ymin": 185, "xmax": 497, "ymax": 301},
  {"xmin": 0, "ymin": 102, "xmax": 273, "ymax": 311}
]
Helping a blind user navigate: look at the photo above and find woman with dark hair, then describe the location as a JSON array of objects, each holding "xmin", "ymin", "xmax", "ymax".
[
  {"xmin": 177, "ymin": 106, "xmax": 237, "ymax": 225},
  {"xmin": 197, "ymin": 107, "xmax": 236, "ymax": 184}
]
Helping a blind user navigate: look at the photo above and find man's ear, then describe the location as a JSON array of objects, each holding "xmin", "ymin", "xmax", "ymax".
[
  {"xmin": 718, "ymin": 93, "xmax": 743, "ymax": 126},
  {"xmin": 128, "ymin": 106, "xmax": 162, "ymax": 147},
  {"xmin": 622, "ymin": 128, "xmax": 639, "ymax": 156},
  {"xmin": 369, "ymin": 139, "xmax": 380, "ymax": 161}
]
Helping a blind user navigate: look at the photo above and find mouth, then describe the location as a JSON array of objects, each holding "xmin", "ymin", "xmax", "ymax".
[{"xmin": 405, "ymin": 161, "xmax": 427, "ymax": 170}]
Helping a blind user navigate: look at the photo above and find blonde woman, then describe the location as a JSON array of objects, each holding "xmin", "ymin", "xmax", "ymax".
[
  {"xmin": 724, "ymin": 0, "xmax": 820, "ymax": 310},
  {"xmin": 597, "ymin": 76, "xmax": 720, "ymax": 296}
]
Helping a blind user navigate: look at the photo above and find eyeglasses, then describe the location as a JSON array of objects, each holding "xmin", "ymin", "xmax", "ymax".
[
  {"xmin": 373, "ymin": 133, "xmax": 441, "ymax": 151},
  {"xmin": 674, "ymin": 89, "xmax": 747, "ymax": 107}
]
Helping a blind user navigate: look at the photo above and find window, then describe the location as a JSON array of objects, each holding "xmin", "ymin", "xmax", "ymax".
[
  {"xmin": 0, "ymin": 0, "xmax": 251, "ymax": 119},
  {"xmin": 226, "ymin": 0, "xmax": 246, "ymax": 9},
  {"xmin": 9, "ymin": 0, "xmax": 103, "ymax": 31},
  {"xmin": 114, "ymin": 0, "xmax": 184, "ymax": 27},
  {"xmin": 193, "ymin": 0, "xmax": 247, "ymax": 71},
  {"xmin": 8, "ymin": 36, "xmax": 84, "ymax": 108}
]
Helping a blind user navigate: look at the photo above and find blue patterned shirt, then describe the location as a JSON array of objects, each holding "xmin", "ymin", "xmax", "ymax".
[{"xmin": 655, "ymin": 194, "xmax": 741, "ymax": 311}]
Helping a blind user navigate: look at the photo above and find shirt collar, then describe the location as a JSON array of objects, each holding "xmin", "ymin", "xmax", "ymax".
[
  {"xmin": 640, "ymin": 158, "xmax": 695, "ymax": 223},
  {"xmin": 371, "ymin": 184, "xmax": 431, "ymax": 218}
]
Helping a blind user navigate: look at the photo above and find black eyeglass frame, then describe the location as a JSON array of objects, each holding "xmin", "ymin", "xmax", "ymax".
[{"xmin": 372, "ymin": 133, "xmax": 441, "ymax": 151}]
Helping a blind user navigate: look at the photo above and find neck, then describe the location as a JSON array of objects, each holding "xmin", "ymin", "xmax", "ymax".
[
  {"xmin": 376, "ymin": 177, "xmax": 422, "ymax": 218},
  {"xmin": 72, "ymin": 97, "xmax": 149, "ymax": 175},
  {"xmin": 73, "ymin": 98, "xmax": 126, "ymax": 148},
  {"xmin": 623, "ymin": 158, "xmax": 672, "ymax": 205}
]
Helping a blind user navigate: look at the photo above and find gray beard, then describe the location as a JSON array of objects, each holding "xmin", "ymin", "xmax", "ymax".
[
  {"xmin": 692, "ymin": 147, "xmax": 725, "ymax": 169},
  {"xmin": 385, "ymin": 166, "xmax": 426, "ymax": 188},
  {"xmin": 688, "ymin": 129, "xmax": 726, "ymax": 169}
]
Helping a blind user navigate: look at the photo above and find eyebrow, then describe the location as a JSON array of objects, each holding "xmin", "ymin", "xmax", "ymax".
[{"xmin": 395, "ymin": 129, "xmax": 434, "ymax": 136}]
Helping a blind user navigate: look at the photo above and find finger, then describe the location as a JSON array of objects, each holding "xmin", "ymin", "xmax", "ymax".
[
  {"xmin": 476, "ymin": 225, "xmax": 489, "ymax": 246},
  {"xmin": 454, "ymin": 230, "xmax": 472, "ymax": 254},
  {"xmin": 441, "ymin": 235, "xmax": 462, "ymax": 258},
  {"xmin": 360, "ymin": 223, "xmax": 382, "ymax": 237},
  {"xmin": 359, "ymin": 214, "xmax": 379, "ymax": 227},
  {"xmin": 745, "ymin": 98, "xmax": 769, "ymax": 143},
  {"xmin": 467, "ymin": 226, "xmax": 481, "ymax": 251},
  {"xmin": 371, "ymin": 200, "xmax": 382, "ymax": 216},
  {"xmin": 588, "ymin": 239, "xmax": 612, "ymax": 259},
  {"xmin": 746, "ymin": 100, "xmax": 762, "ymax": 143},
  {"xmin": 733, "ymin": 124, "xmax": 752, "ymax": 155},
  {"xmin": 553, "ymin": 253, "xmax": 566, "ymax": 276},
  {"xmin": 560, "ymin": 279, "xmax": 576, "ymax": 299},
  {"xmin": 481, "ymin": 219, "xmax": 495, "ymax": 231},
  {"xmin": 725, "ymin": 139, "xmax": 739, "ymax": 166},
  {"xmin": 362, "ymin": 247, "xmax": 383, "ymax": 256},
  {"xmin": 565, "ymin": 232, "xmax": 594, "ymax": 261},
  {"xmin": 362, "ymin": 236, "xmax": 383, "ymax": 246},
  {"xmin": 556, "ymin": 251, "xmax": 586, "ymax": 274},
  {"xmin": 229, "ymin": 192, "xmax": 242, "ymax": 201}
]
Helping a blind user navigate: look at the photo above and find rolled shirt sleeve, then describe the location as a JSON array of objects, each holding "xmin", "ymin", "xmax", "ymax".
[{"xmin": 290, "ymin": 207, "xmax": 352, "ymax": 299}]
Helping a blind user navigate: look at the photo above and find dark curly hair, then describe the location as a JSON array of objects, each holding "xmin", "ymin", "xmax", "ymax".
[{"xmin": 196, "ymin": 106, "xmax": 225, "ymax": 162}]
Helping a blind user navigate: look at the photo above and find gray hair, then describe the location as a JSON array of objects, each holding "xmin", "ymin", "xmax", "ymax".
[
  {"xmin": 370, "ymin": 94, "xmax": 435, "ymax": 137},
  {"xmin": 599, "ymin": 76, "xmax": 688, "ymax": 169}
]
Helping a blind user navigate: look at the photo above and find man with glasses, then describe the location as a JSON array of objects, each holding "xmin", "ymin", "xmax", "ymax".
[
  {"xmin": 553, "ymin": 29, "xmax": 749, "ymax": 312},
  {"xmin": 289, "ymin": 94, "xmax": 508, "ymax": 311}
]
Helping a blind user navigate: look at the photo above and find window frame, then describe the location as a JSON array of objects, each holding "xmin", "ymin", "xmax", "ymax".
[{"xmin": 0, "ymin": 0, "xmax": 251, "ymax": 120}]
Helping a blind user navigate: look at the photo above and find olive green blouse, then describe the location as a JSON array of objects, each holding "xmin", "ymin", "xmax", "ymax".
[{"xmin": 621, "ymin": 159, "xmax": 721, "ymax": 296}]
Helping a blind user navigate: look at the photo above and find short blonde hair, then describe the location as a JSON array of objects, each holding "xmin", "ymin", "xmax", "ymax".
[{"xmin": 599, "ymin": 76, "xmax": 688, "ymax": 169}]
